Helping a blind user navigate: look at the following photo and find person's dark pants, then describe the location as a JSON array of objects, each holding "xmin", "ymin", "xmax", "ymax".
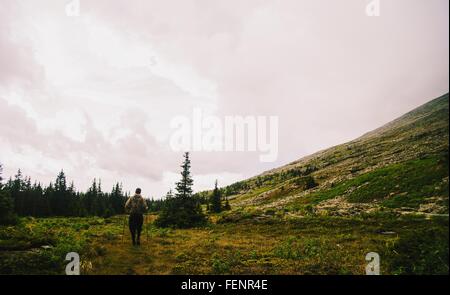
[{"xmin": 129, "ymin": 213, "xmax": 144, "ymax": 245}]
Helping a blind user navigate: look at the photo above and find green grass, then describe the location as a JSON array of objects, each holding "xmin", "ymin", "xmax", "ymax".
[
  {"xmin": 0, "ymin": 214, "xmax": 448, "ymax": 275},
  {"xmin": 382, "ymin": 216, "xmax": 449, "ymax": 274},
  {"xmin": 0, "ymin": 216, "xmax": 123, "ymax": 274},
  {"xmin": 293, "ymin": 155, "xmax": 448, "ymax": 210}
]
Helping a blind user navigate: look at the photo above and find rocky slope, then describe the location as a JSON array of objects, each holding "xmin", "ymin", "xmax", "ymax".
[{"xmin": 221, "ymin": 94, "xmax": 449, "ymax": 218}]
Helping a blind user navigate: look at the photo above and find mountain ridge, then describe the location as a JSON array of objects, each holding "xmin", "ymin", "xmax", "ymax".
[{"xmin": 211, "ymin": 93, "xmax": 449, "ymax": 219}]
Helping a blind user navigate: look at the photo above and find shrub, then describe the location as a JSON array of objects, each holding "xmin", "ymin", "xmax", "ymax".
[
  {"xmin": 274, "ymin": 237, "xmax": 324, "ymax": 260},
  {"xmin": 211, "ymin": 253, "xmax": 231, "ymax": 274},
  {"xmin": 155, "ymin": 196, "xmax": 206, "ymax": 228}
]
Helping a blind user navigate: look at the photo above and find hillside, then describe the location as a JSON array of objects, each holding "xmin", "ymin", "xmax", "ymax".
[
  {"xmin": 219, "ymin": 94, "xmax": 449, "ymax": 219},
  {"xmin": 1, "ymin": 94, "xmax": 448, "ymax": 275}
]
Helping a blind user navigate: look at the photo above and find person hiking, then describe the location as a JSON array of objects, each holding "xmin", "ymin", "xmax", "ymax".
[{"xmin": 125, "ymin": 188, "xmax": 148, "ymax": 246}]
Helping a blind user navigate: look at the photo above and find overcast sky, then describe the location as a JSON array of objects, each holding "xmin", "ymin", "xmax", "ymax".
[{"xmin": 0, "ymin": 0, "xmax": 448, "ymax": 197}]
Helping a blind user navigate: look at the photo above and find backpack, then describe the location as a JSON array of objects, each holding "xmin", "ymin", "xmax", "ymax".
[{"xmin": 127, "ymin": 195, "xmax": 146, "ymax": 214}]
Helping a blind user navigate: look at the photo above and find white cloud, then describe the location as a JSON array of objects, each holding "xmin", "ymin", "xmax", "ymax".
[{"xmin": 0, "ymin": 0, "xmax": 448, "ymax": 197}]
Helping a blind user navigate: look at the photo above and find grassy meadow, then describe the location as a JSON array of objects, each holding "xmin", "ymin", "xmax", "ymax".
[{"xmin": 0, "ymin": 212, "xmax": 448, "ymax": 275}]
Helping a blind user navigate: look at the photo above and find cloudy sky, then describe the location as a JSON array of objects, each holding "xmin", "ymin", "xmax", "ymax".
[{"xmin": 0, "ymin": 0, "xmax": 448, "ymax": 197}]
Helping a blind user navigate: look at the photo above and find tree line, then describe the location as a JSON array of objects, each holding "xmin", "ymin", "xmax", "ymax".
[
  {"xmin": 1, "ymin": 153, "xmax": 231, "ymax": 227},
  {"xmin": 0, "ymin": 165, "xmax": 168, "ymax": 224},
  {"xmin": 0, "ymin": 167, "xmax": 130, "ymax": 221}
]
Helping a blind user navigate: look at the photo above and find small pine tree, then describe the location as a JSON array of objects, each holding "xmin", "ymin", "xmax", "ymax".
[
  {"xmin": 175, "ymin": 152, "xmax": 194, "ymax": 199},
  {"xmin": 209, "ymin": 180, "xmax": 222, "ymax": 213},
  {"xmin": 155, "ymin": 152, "xmax": 206, "ymax": 228}
]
